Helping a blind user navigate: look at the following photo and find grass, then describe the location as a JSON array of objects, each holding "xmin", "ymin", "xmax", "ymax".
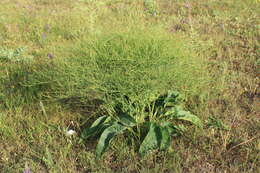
[{"xmin": 0, "ymin": 0, "xmax": 259, "ymax": 172}]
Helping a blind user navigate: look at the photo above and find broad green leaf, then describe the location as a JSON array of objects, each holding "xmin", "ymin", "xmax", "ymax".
[
  {"xmin": 165, "ymin": 106, "xmax": 202, "ymax": 127},
  {"xmin": 159, "ymin": 126, "xmax": 170, "ymax": 150},
  {"xmin": 153, "ymin": 91, "xmax": 182, "ymax": 110},
  {"xmin": 176, "ymin": 110, "xmax": 202, "ymax": 128},
  {"xmin": 114, "ymin": 103, "xmax": 136, "ymax": 126},
  {"xmin": 164, "ymin": 91, "xmax": 182, "ymax": 106},
  {"xmin": 117, "ymin": 112, "xmax": 136, "ymax": 127},
  {"xmin": 96, "ymin": 123, "xmax": 126, "ymax": 157},
  {"xmin": 164, "ymin": 105, "xmax": 182, "ymax": 117},
  {"xmin": 81, "ymin": 115, "xmax": 108, "ymax": 139},
  {"xmin": 91, "ymin": 116, "xmax": 109, "ymax": 128},
  {"xmin": 139, "ymin": 123, "xmax": 161, "ymax": 156}
]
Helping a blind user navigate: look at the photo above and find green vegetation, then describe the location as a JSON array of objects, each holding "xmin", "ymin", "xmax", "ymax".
[
  {"xmin": 82, "ymin": 91, "xmax": 202, "ymax": 157},
  {"xmin": 0, "ymin": 0, "xmax": 259, "ymax": 172}
]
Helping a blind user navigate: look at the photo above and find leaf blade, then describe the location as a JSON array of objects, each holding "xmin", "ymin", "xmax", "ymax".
[
  {"xmin": 159, "ymin": 126, "xmax": 170, "ymax": 150},
  {"xmin": 139, "ymin": 123, "xmax": 161, "ymax": 156},
  {"xmin": 117, "ymin": 112, "xmax": 136, "ymax": 127},
  {"xmin": 96, "ymin": 123, "xmax": 126, "ymax": 157},
  {"xmin": 165, "ymin": 106, "xmax": 202, "ymax": 127},
  {"xmin": 176, "ymin": 110, "xmax": 202, "ymax": 127},
  {"xmin": 164, "ymin": 91, "xmax": 182, "ymax": 106},
  {"xmin": 81, "ymin": 115, "xmax": 108, "ymax": 139}
]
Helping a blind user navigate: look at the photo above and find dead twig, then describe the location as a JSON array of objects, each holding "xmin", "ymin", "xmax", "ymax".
[{"xmin": 227, "ymin": 135, "xmax": 260, "ymax": 152}]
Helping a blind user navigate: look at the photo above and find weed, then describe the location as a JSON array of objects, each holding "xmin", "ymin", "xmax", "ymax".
[
  {"xmin": 82, "ymin": 91, "xmax": 202, "ymax": 157},
  {"xmin": 0, "ymin": 0, "xmax": 259, "ymax": 172}
]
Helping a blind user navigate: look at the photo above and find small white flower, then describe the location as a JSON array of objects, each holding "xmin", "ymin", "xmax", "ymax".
[{"xmin": 66, "ymin": 129, "xmax": 77, "ymax": 137}]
